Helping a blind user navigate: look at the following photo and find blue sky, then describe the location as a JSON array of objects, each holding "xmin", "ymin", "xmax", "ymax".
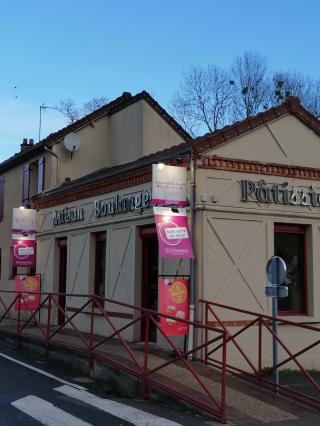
[{"xmin": 0, "ymin": 0, "xmax": 319, "ymax": 161}]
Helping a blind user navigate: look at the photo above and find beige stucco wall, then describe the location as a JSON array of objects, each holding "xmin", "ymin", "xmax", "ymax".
[
  {"xmin": 205, "ymin": 115, "xmax": 320, "ymax": 168},
  {"xmin": 47, "ymin": 99, "xmax": 187, "ymax": 187},
  {"xmin": 109, "ymin": 101, "xmax": 143, "ymax": 166},
  {"xmin": 51, "ymin": 115, "xmax": 110, "ymax": 185},
  {"xmin": 194, "ymin": 114, "xmax": 320, "ymax": 369},
  {"xmin": 142, "ymin": 102, "xmax": 185, "ymax": 157},
  {"xmin": 194, "ymin": 167, "xmax": 320, "ymax": 369},
  {"xmin": 196, "ymin": 169, "xmax": 320, "ymax": 318}
]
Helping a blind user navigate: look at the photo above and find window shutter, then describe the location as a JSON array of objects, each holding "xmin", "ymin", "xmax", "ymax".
[
  {"xmin": 0, "ymin": 177, "xmax": 5, "ymax": 222},
  {"xmin": 37, "ymin": 156, "xmax": 44, "ymax": 194},
  {"xmin": 22, "ymin": 163, "xmax": 30, "ymax": 205}
]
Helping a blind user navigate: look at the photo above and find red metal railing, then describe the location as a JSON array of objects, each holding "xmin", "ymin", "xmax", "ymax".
[
  {"xmin": 200, "ymin": 299, "xmax": 320, "ymax": 409},
  {"xmin": 0, "ymin": 291, "xmax": 227, "ymax": 423}
]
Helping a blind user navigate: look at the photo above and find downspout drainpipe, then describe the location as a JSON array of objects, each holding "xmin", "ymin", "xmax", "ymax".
[
  {"xmin": 44, "ymin": 146, "xmax": 60, "ymax": 187},
  {"xmin": 187, "ymin": 149, "xmax": 196, "ymax": 359}
]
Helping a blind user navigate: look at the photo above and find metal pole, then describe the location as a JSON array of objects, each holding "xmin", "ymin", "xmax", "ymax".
[
  {"xmin": 39, "ymin": 105, "xmax": 42, "ymax": 142},
  {"xmin": 272, "ymin": 294, "xmax": 279, "ymax": 391},
  {"xmin": 187, "ymin": 151, "xmax": 196, "ymax": 359}
]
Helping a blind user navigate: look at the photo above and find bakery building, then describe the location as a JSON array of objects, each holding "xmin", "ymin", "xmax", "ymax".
[{"xmin": 2, "ymin": 93, "xmax": 320, "ymax": 364}]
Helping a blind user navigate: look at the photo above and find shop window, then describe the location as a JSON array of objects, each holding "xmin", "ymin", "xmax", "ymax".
[
  {"xmin": 22, "ymin": 157, "xmax": 45, "ymax": 206},
  {"xmin": 274, "ymin": 224, "xmax": 307, "ymax": 314},
  {"xmin": 94, "ymin": 232, "xmax": 106, "ymax": 297},
  {"xmin": 22, "ymin": 163, "xmax": 30, "ymax": 206}
]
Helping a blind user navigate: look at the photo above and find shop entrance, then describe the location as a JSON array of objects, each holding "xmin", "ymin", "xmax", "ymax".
[
  {"xmin": 58, "ymin": 238, "xmax": 67, "ymax": 324},
  {"xmin": 140, "ymin": 226, "xmax": 159, "ymax": 342}
]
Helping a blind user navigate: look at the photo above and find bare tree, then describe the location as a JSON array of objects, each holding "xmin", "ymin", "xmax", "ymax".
[
  {"xmin": 82, "ymin": 96, "xmax": 109, "ymax": 115},
  {"xmin": 57, "ymin": 98, "xmax": 80, "ymax": 124},
  {"xmin": 57, "ymin": 96, "xmax": 109, "ymax": 125},
  {"xmin": 171, "ymin": 65, "xmax": 232, "ymax": 137},
  {"xmin": 230, "ymin": 51, "xmax": 269, "ymax": 120},
  {"xmin": 270, "ymin": 70, "xmax": 313, "ymax": 105},
  {"xmin": 305, "ymin": 79, "xmax": 320, "ymax": 119}
]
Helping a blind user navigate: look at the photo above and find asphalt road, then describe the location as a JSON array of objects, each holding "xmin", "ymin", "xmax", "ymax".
[{"xmin": 0, "ymin": 346, "xmax": 216, "ymax": 426}]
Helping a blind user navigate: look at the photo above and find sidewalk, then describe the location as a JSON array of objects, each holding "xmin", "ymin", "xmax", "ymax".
[{"xmin": 0, "ymin": 320, "xmax": 318, "ymax": 425}]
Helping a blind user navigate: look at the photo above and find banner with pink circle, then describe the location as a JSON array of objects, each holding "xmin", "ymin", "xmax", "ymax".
[
  {"xmin": 153, "ymin": 207, "xmax": 194, "ymax": 258},
  {"xmin": 12, "ymin": 234, "xmax": 36, "ymax": 267}
]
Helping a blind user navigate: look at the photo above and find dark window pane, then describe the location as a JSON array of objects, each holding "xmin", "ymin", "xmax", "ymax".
[
  {"xmin": 94, "ymin": 233, "xmax": 106, "ymax": 297},
  {"xmin": 274, "ymin": 226, "xmax": 306, "ymax": 313}
]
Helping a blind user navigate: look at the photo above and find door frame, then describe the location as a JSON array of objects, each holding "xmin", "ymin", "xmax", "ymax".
[
  {"xmin": 57, "ymin": 238, "xmax": 67, "ymax": 324},
  {"xmin": 139, "ymin": 225, "xmax": 158, "ymax": 341}
]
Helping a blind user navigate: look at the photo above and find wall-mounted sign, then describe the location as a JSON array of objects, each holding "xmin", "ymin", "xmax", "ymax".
[
  {"xmin": 152, "ymin": 164, "xmax": 187, "ymax": 206},
  {"xmin": 14, "ymin": 275, "xmax": 40, "ymax": 311},
  {"xmin": 53, "ymin": 207, "xmax": 84, "ymax": 226},
  {"xmin": 153, "ymin": 207, "xmax": 194, "ymax": 258},
  {"xmin": 12, "ymin": 208, "xmax": 37, "ymax": 267},
  {"xmin": 12, "ymin": 208, "xmax": 36, "ymax": 233},
  {"xmin": 94, "ymin": 190, "xmax": 151, "ymax": 218},
  {"xmin": 159, "ymin": 278, "xmax": 189, "ymax": 336},
  {"xmin": 241, "ymin": 179, "xmax": 320, "ymax": 207}
]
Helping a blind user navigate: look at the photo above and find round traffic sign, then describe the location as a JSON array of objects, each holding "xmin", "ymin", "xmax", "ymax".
[{"xmin": 266, "ymin": 256, "xmax": 287, "ymax": 285}]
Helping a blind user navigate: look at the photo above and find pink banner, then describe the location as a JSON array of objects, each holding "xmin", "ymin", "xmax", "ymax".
[
  {"xmin": 14, "ymin": 275, "xmax": 40, "ymax": 311},
  {"xmin": 153, "ymin": 207, "xmax": 194, "ymax": 258},
  {"xmin": 12, "ymin": 235, "xmax": 36, "ymax": 267},
  {"xmin": 159, "ymin": 278, "xmax": 189, "ymax": 336}
]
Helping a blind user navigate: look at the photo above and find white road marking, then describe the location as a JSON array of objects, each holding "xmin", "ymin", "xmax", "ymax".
[
  {"xmin": 11, "ymin": 395, "xmax": 92, "ymax": 426},
  {"xmin": 0, "ymin": 351, "xmax": 86, "ymax": 390},
  {"xmin": 55, "ymin": 385, "xmax": 183, "ymax": 426}
]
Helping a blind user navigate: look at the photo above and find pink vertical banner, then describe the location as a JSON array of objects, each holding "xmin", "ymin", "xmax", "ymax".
[
  {"xmin": 159, "ymin": 278, "xmax": 189, "ymax": 336},
  {"xmin": 12, "ymin": 234, "xmax": 36, "ymax": 267},
  {"xmin": 12, "ymin": 208, "xmax": 37, "ymax": 267},
  {"xmin": 153, "ymin": 207, "xmax": 194, "ymax": 258},
  {"xmin": 14, "ymin": 275, "xmax": 40, "ymax": 311}
]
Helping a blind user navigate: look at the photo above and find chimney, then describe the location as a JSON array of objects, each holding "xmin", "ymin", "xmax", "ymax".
[{"xmin": 20, "ymin": 138, "xmax": 34, "ymax": 152}]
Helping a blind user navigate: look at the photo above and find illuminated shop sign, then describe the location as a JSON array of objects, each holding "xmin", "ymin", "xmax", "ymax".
[
  {"xmin": 53, "ymin": 207, "xmax": 84, "ymax": 226},
  {"xmin": 94, "ymin": 190, "xmax": 152, "ymax": 218},
  {"xmin": 241, "ymin": 179, "xmax": 320, "ymax": 206},
  {"xmin": 52, "ymin": 190, "xmax": 152, "ymax": 226}
]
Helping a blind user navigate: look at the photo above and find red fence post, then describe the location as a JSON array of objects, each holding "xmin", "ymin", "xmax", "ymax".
[
  {"xmin": 258, "ymin": 316, "xmax": 262, "ymax": 378},
  {"xmin": 16, "ymin": 293, "xmax": 21, "ymax": 349},
  {"xmin": 45, "ymin": 294, "xmax": 52, "ymax": 361},
  {"xmin": 143, "ymin": 314, "xmax": 150, "ymax": 400},
  {"xmin": 205, "ymin": 302, "xmax": 208, "ymax": 365},
  {"xmin": 221, "ymin": 331, "xmax": 227, "ymax": 423}
]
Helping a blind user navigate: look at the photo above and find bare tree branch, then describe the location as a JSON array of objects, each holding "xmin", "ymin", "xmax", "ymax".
[
  {"xmin": 230, "ymin": 51, "xmax": 269, "ymax": 120},
  {"xmin": 82, "ymin": 96, "xmax": 109, "ymax": 115},
  {"xmin": 171, "ymin": 65, "xmax": 232, "ymax": 136},
  {"xmin": 56, "ymin": 98, "xmax": 80, "ymax": 124}
]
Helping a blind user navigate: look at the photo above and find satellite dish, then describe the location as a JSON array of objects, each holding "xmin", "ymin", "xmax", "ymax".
[{"xmin": 63, "ymin": 132, "xmax": 81, "ymax": 158}]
